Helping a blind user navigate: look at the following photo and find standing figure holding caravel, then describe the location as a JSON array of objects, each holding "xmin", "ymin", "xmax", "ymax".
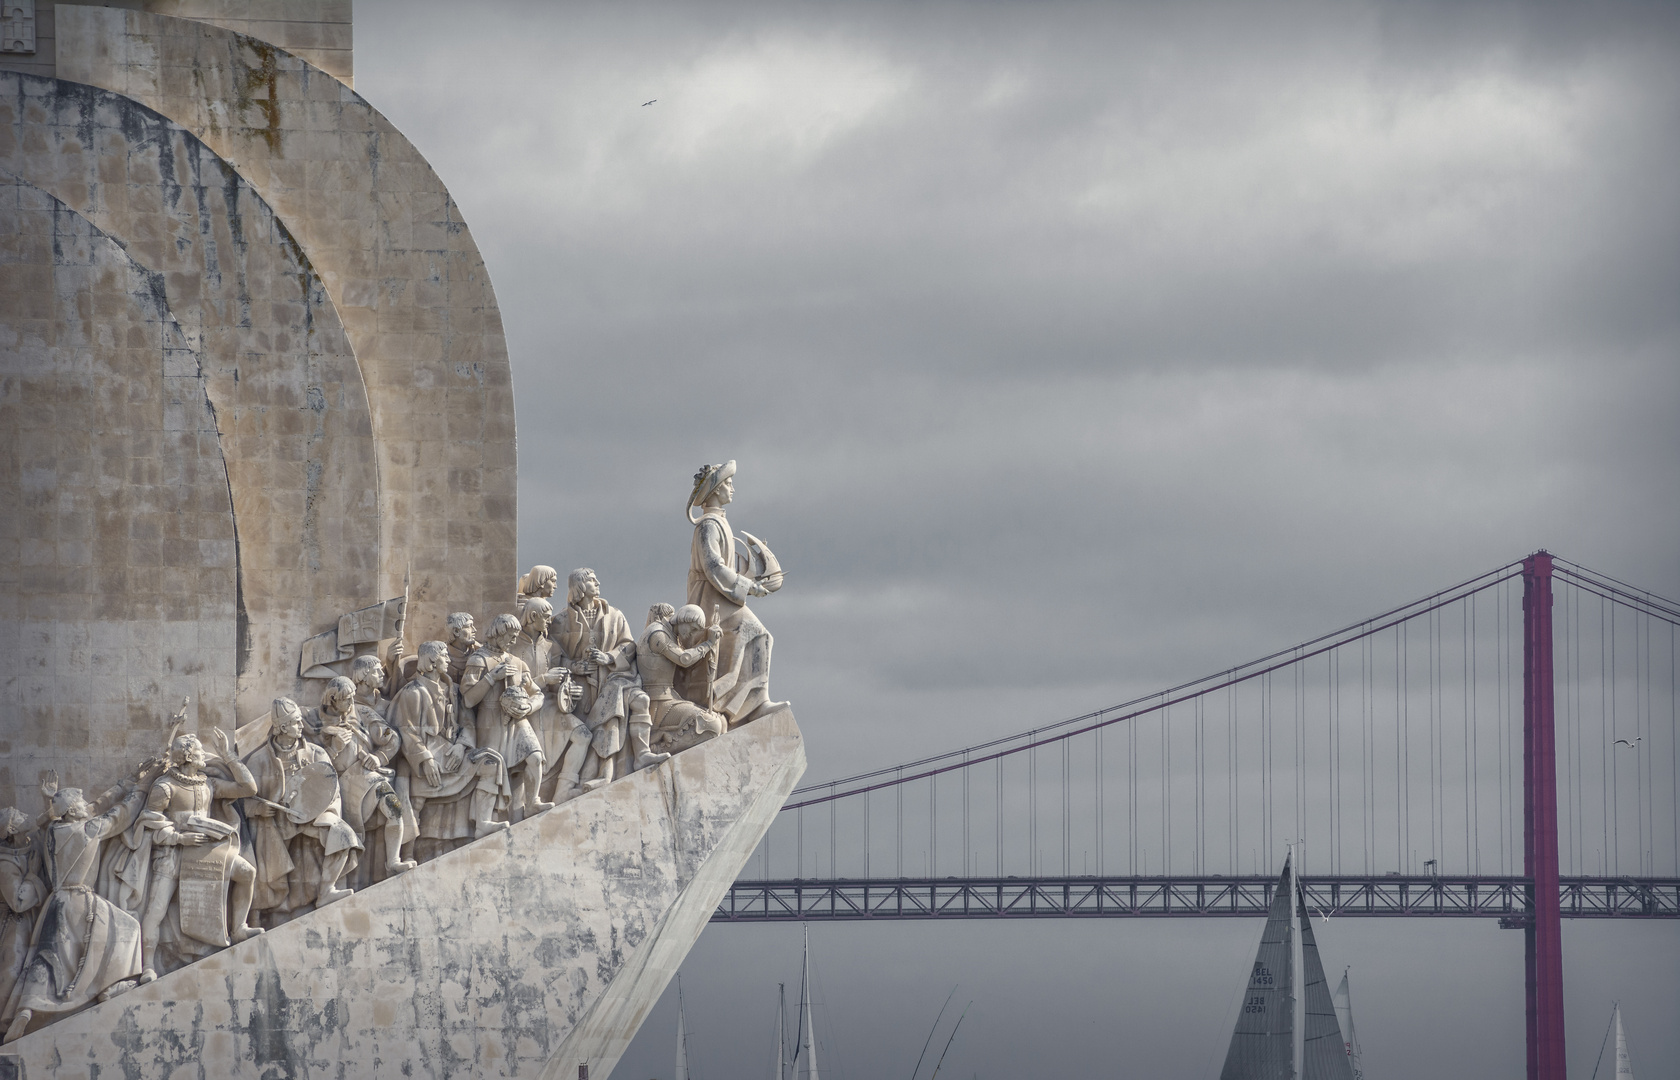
[{"xmin": 687, "ymin": 460, "xmax": 786, "ymax": 726}]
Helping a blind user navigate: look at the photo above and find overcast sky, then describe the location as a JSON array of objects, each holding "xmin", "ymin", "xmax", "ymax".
[{"xmin": 357, "ymin": 2, "xmax": 1678, "ymax": 1075}]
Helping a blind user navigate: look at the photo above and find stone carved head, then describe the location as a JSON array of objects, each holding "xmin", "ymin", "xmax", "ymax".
[
  {"xmin": 349, "ymin": 654, "xmax": 386, "ymax": 693},
  {"xmin": 50, "ymin": 788, "xmax": 90, "ymax": 821},
  {"xmin": 672, "ymin": 604, "xmax": 709, "ymax": 644},
  {"xmin": 518, "ymin": 565, "xmax": 558, "ymax": 599},
  {"xmin": 521, "ymin": 597, "xmax": 554, "ymax": 637},
  {"xmin": 485, "ymin": 613, "xmax": 522, "ymax": 651},
  {"xmin": 416, "ymin": 639, "xmax": 449, "ymax": 675},
  {"xmin": 687, "ymin": 460, "xmax": 737, "ymax": 521},
  {"xmin": 446, "ymin": 612, "xmax": 477, "ymax": 646},
  {"xmin": 272, "ymin": 698, "xmax": 306, "ymax": 740},
  {"xmin": 646, "ymin": 602, "xmax": 676, "ymax": 627},
  {"xmin": 0, "ymin": 806, "xmax": 29, "ymax": 840},
  {"xmin": 170, "ymin": 733, "xmax": 209, "ymax": 771},
  {"xmin": 321, "ymin": 676, "xmax": 358, "ymax": 720},
  {"xmin": 567, "ymin": 568, "xmax": 601, "ymax": 607}
]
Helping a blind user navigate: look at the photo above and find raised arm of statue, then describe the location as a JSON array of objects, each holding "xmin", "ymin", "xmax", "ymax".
[{"xmin": 651, "ymin": 626, "xmax": 712, "ymax": 671}]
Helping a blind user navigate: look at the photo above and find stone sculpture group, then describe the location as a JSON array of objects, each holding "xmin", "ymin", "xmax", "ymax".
[{"xmin": 0, "ymin": 461, "xmax": 784, "ymax": 1043}]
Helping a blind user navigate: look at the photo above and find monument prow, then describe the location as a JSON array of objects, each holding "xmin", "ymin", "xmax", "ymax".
[{"xmin": 5, "ymin": 711, "xmax": 804, "ymax": 1079}]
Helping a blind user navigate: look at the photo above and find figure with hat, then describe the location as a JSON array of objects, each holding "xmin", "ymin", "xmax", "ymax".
[
  {"xmin": 556, "ymin": 568, "xmax": 668, "ymax": 787},
  {"xmin": 241, "ymin": 698, "xmax": 362, "ymax": 921},
  {"xmin": 686, "ymin": 460, "xmax": 787, "ymax": 727}
]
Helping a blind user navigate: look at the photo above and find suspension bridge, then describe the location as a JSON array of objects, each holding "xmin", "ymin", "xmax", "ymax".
[{"xmin": 712, "ymin": 552, "xmax": 1679, "ymax": 1078}]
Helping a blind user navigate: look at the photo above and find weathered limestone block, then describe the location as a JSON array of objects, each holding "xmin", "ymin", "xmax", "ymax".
[
  {"xmin": 0, "ymin": 69, "xmax": 382, "ymax": 725},
  {"xmin": 4, "ymin": 710, "xmax": 806, "ymax": 1079},
  {"xmin": 58, "ymin": 6, "xmax": 519, "ymax": 639},
  {"xmin": 0, "ymin": 173, "xmax": 237, "ymax": 805}
]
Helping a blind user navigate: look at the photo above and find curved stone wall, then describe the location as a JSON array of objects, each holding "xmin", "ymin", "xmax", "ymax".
[
  {"xmin": 0, "ymin": 70, "xmax": 383, "ymax": 725},
  {"xmin": 0, "ymin": 174, "xmax": 236, "ymax": 803},
  {"xmin": 57, "ymin": 6, "xmax": 520, "ymax": 642}
]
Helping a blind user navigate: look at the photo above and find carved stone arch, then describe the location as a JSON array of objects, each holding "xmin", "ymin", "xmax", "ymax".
[
  {"xmin": 0, "ymin": 171, "xmax": 236, "ymax": 802},
  {"xmin": 58, "ymin": 7, "xmax": 520, "ymax": 643},
  {"xmin": 0, "ymin": 70, "xmax": 383, "ymax": 722}
]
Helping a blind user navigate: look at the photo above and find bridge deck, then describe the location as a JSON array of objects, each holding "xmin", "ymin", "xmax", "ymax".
[{"xmin": 713, "ymin": 876, "xmax": 1680, "ymax": 922}]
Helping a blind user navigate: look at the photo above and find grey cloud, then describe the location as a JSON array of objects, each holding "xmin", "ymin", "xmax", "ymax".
[{"xmin": 360, "ymin": 1, "xmax": 1678, "ymax": 1075}]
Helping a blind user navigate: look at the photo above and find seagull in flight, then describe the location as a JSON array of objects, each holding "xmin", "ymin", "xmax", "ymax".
[
  {"xmin": 642, "ymin": 99, "xmax": 657, "ymax": 106},
  {"xmin": 1614, "ymin": 737, "xmax": 1641, "ymax": 749},
  {"xmin": 1315, "ymin": 905, "xmax": 1332, "ymax": 924}
]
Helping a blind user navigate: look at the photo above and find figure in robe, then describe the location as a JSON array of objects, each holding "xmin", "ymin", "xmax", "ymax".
[
  {"xmin": 556, "ymin": 569, "xmax": 666, "ymax": 786},
  {"xmin": 509, "ymin": 598, "xmax": 590, "ymax": 803},
  {"xmin": 636, "ymin": 604, "xmax": 727, "ymax": 755},
  {"xmin": 314, "ymin": 677, "xmax": 415, "ymax": 887},
  {"xmin": 4, "ymin": 769, "xmax": 152, "ymax": 1042},
  {"xmin": 460, "ymin": 613, "xmax": 551, "ymax": 819},
  {"xmin": 686, "ymin": 460, "xmax": 786, "ymax": 726},
  {"xmin": 0, "ymin": 807, "xmax": 45, "ymax": 1029},
  {"xmin": 135, "ymin": 730, "xmax": 261, "ymax": 982},
  {"xmin": 393, "ymin": 641, "xmax": 512, "ymax": 861},
  {"xmin": 242, "ymin": 699, "xmax": 361, "ymax": 921},
  {"xmin": 444, "ymin": 612, "xmax": 480, "ymax": 688}
]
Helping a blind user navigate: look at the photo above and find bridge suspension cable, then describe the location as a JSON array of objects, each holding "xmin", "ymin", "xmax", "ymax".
[{"xmin": 746, "ymin": 554, "xmax": 1680, "ymax": 895}]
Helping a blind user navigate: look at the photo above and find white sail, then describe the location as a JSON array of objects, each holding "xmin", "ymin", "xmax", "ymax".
[
  {"xmin": 1220, "ymin": 853, "xmax": 1297, "ymax": 1079},
  {"xmin": 1331, "ymin": 970, "xmax": 1364, "ymax": 1080},
  {"xmin": 1613, "ymin": 1003, "xmax": 1634, "ymax": 1079},
  {"xmin": 799, "ymin": 926, "xmax": 821, "ymax": 1080},
  {"xmin": 1297, "ymin": 896, "xmax": 1354, "ymax": 1080}
]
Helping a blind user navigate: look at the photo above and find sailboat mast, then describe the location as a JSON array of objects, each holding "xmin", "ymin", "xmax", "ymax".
[
  {"xmin": 676, "ymin": 974, "xmax": 689, "ymax": 1080},
  {"xmin": 777, "ymin": 982, "xmax": 786, "ymax": 1080},
  {"xmin": 800, "ymin": 925, "xmax": 820, "ymax": 1080}
]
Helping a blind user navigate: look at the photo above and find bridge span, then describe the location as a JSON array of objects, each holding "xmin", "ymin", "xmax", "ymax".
[
  {"xmin": 716, "ymin": 874, "xmax": 1680, "ymax": 921},
  {"xmin": 721, "ymin": 552, "xmax": 1679, "ymax": 1079}
]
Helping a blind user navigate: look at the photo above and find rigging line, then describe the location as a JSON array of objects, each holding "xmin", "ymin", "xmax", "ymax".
[
  {"xmin": 908, "ymin": 985, "xmax": 958, "ymax": 1080},
  {"xmin": 787, "ymin": 566, "xmax": 1524, "ymax": 796},
  {"xmin": 1553, "ymin": 559, "xmax": 1680, "ymax": 618},
  {"xmin": 1096, "ymin": 724, "xmax": 1104, "ymax": 877},
  {"xmin": 1230, "ymin": 683, "xmax": 1238, "ymax": 877},
  {"xmin": 993, "ymin": 758, "xmax": 1000, "ymax": 877},
  {"xmin": 1396, "ymin": 625, "xmax": 1404, "ymax": 874},
  {"xmin": 1061, "ymin": 735, "xmax": 1070, "ymax": 876},
  {"xmin": 1029, "ymin": 744, "xmax": 1037, "ymax": 877},
  {"xmin": 1613, "ymin": 596, "xmax": 1620, "ymax": 875},
  {"xmin": 1472, "ymin": 591, "xmax": 1481, "ymax": 874},
  {"xmin": 1601, "ymin": 596, "xmax": 1609, "ymax": 876},
  {"xmin": 1557, "ymin": 576, "xmax": 1680, "ymax": 629},
  {"xmin": 1670, "ymin": 621, "xmax": 1676, "ymax": 877},
  {"xmin": 1163, "ymin": 701, "xmax": 1171, "ymax": 876},
  {"xmin": 1404, "ymin": 617, "xmax": 1411, "ymax": 873}
]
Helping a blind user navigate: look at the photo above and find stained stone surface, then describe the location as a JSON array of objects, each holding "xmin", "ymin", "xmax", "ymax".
[
  {"xmin": 0, "ymin": 69, "xmax": 382, "ymax": 733},
  {"xmin": 3, "ymin": 711, "xmax": 806, "ymax": 1079},
  {"xmin": 58, "ymin": 6, "xmax": 520, "ymax": 643},
  {"xmin": 0, "ymin": 1, "xmax": 354, "ymax": 86},
  {"xmin": 0, "ymin": 172, "xmax": 237, "ymax": 805}
]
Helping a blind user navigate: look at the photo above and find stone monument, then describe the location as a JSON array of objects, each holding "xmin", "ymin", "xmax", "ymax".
[{"xmin": 0, "ymin": 6, "xmax": 804, "ymax": 1076}]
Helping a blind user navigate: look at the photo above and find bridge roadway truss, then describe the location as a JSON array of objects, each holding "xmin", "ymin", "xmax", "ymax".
[{"xmin": 713, "ymin": 875, "xmax": 1680, "ymax": 922}]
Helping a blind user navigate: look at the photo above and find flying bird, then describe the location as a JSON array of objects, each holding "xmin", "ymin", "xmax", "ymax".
[
  {"xmin": 642, "ymin": 99, "xmax": 657, "ymax": 106},
  {"xmin": 1614, "ymin": 737, "xmax": 1641, "ymax": 748},
  {"xmin": 1315, "ymin": 906, "xmax": 1332, "ymax": 924}
]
